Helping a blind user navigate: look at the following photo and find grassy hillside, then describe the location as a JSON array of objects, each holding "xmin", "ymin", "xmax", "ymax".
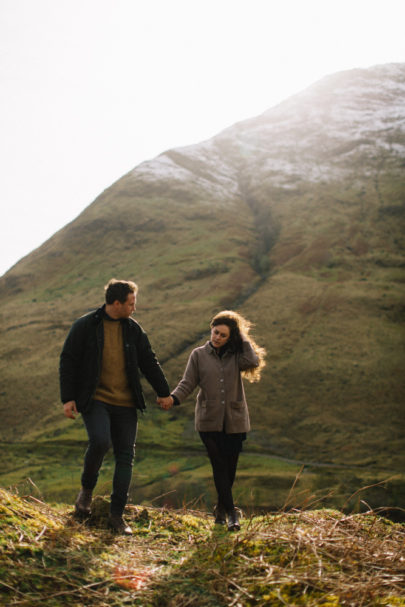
[
  {"xmin": 241, "ymin": 171, "xmax": 405, "ymax": 470},
  {"xmin": 0, "ymin": 185, "xmax": 258, "ymax": 445},
  {"xmin": 1, "ymin": 165, "xmax": 403, "ymax": 460},
  {"xmin": 0, "ymin": 65, "xmax": 404, "ymax": 508},
  {"xmin": 1, "ymin": 488, "xmax": 404, "ymax": 606}
]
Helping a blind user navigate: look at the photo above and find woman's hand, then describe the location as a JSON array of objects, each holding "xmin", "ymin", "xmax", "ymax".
[{"xmin": 157, "ymin": 396, "xmax": 174, "ymax": 410}]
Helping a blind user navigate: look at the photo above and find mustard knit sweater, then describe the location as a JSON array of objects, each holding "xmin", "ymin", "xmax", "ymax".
[{"xmin": 94, "ymin": 318, "xmax": 134, "ymax": 407}]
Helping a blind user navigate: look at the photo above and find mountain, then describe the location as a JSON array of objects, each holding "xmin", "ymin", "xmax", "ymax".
[{"xmin": 0, "ymin": 63, "xmax": 404, "ymax": 486}]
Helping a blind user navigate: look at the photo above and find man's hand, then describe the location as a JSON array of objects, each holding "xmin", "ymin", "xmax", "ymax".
[
  {"xmin": 63, "ymin": 400, "xmax": 78, "ymax": 419},
  {"xmin": 157, "ymin": 396, "xmax": 174, "ymax": 410}
]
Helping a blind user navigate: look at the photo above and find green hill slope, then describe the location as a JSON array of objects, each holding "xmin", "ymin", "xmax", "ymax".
[{"xmin": 0, "ymin": 64, "xmax": 404, "ymax": 503}]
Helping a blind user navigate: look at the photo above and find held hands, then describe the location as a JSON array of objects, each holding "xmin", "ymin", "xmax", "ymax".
[
  {"xmin": 63, "ymin": 400, "xmax": 78, "ymax": 419},
  {"xmin": 157, "ymin": 395, "xmax": 174, "ymax": 410}
]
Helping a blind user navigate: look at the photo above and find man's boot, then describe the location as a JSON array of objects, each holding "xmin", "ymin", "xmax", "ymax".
[{"xmin": 75, "ymin": 487, "xmax": 93, "ymax": 516}]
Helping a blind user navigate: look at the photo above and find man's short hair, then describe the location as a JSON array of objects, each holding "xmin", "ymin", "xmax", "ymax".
[{"xmin": 105, "ymin": 279, "xmax": 138, "ymax": 304}]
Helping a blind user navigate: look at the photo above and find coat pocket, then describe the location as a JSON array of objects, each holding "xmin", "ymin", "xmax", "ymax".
[
  {"xmin": 198, "ymin": 400, "xmax": 218, "ymax": 421},
  {"xmin": 230, "ymin": 401, "xmax": 249, "ymax": 425}
]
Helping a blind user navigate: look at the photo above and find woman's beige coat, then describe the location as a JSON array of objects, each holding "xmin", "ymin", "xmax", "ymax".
[{"xmin": 172, "ymin": 340, "xmax": 259, "ymax": 433}]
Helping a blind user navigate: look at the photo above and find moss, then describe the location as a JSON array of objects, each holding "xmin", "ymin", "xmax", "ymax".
[{"xmin": 1, "ymin": 489, "xmax": 404, "ymax": 606}]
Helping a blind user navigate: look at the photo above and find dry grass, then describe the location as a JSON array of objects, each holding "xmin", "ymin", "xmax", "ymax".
[
  {"xmin": 1, "ymin": 488, "xmax": 404, "ymax": 606},
  {"xmin": 222, "ymin": 510, "xmax": 405, "ymax": 606}
]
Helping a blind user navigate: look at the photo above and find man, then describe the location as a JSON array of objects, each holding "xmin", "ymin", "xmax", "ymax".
[{"xmin": 60, "ymin": 278, "xmax": 170, "ymax": 534}]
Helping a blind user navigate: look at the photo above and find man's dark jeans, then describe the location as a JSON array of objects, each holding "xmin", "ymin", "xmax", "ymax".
[{"xmin": 81, "ymin": 400, "xmax": 138, "ymax": 515}]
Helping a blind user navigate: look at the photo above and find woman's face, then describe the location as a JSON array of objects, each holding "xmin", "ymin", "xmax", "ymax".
[{"xmin": 211, "ymin": 324, "xmax": 230, "ymax": 349}]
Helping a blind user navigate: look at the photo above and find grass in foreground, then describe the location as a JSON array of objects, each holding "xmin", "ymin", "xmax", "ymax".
[{"xmin": 1, "ymin": 488, "xmax": 404, "ymax": 606}]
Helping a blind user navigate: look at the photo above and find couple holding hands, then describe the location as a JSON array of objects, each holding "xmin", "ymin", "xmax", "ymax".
[{"xmin": 60, "ymin": 279, "xmax": 266, "ymax": 534}]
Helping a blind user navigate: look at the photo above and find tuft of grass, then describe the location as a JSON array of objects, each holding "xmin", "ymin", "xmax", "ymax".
[{"xmin": 1, "ymin": 488, "xmax": 404, "ymax": 606}]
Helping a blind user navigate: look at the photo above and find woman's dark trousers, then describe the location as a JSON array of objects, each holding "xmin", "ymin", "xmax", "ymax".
[
  {"xmin": 81, "ymin": 400, "xmax": 138, "ymax": 515},
  {"xmin": 200, "ymin": 432, "xmax": 240, "ymax": 513}
]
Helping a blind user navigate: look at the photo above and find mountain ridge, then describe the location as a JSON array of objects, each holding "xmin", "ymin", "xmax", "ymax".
[{"xmin": 2, "ymin": 63, "xmax": 404, "ymax": 288}]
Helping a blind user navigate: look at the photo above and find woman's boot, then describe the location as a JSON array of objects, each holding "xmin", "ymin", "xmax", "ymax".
[
  {"xmin": 214, "ymin": 504, "xmax": 227, "ymax": 525},
  {"xmin": 227, "ymin": 508, "xmax": 240, "ymax": 531}
]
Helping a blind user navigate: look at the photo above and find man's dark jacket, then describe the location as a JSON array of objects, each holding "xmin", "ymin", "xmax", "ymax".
[{"xmin": 59, "ymin": 305, "xmax": 170, "ymax": 412}]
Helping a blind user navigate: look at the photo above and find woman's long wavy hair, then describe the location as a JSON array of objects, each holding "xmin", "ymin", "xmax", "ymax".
[{"xmin": 210, "ymin": 310, "xmax": 266, "ymax": 382}]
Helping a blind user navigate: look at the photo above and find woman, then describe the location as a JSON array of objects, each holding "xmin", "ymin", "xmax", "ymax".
[{"xmin": 159, "ymin": 310, "xmax": 266, "ymax": 531}]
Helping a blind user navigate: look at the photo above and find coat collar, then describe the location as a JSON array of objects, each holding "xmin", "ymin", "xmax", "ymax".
[
  {"xmin": 92, "ymin": 304, "xmax": 129, "ymax": 326},
  {"xmin": 206, "ymin": 341, "xmax": 234, "ymax": 357}
]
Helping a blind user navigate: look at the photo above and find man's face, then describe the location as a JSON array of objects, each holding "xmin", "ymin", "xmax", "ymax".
[{"xmin": 115, "ymin": 292, "xmax": 137, "ymax": 318}]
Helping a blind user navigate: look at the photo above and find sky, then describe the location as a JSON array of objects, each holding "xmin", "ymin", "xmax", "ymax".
[{"xmin": 1, "ymin": 0, "xmax": 404, "ymax": 277}]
